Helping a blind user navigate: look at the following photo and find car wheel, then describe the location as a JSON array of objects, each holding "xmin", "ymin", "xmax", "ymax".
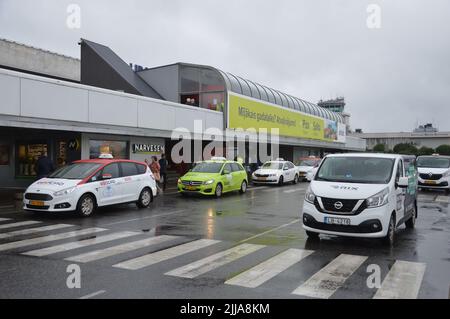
[
  {"xmin": 382, "ymin": 214, "xmax": 396, "ymax": 246},
  {"xmin": 405, "ymin": 206, "xmax": 416, "ymax": 229},
  {"xmin": 278, "ymin": 175, "xmax": 284, "ymax": 186},
  {"xmin": 293, "ymin": 174, "xmax": 299, "ymax": 184},
  {"xmin": 77, "ymin": 194, "xmax": 96, "ymax": 217},
  {"xmin": 136, "ymin": 187, "xmax": 152, "ymax": 208},
  {"xmin": 215, "ymin": 183, "xmax": 223, "ymax": 197},
  {"xmin": 239, "ymin": 180, "xmax": 247, "ymax": 194},
  {"xmin": 306, "ymin": 231, "xmax": 319, "ymax": 239}
]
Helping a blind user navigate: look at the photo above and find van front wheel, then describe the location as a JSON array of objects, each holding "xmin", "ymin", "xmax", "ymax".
[{"xmin": 382, "ymin": 215, "xmax": 396, "ymax": 246}]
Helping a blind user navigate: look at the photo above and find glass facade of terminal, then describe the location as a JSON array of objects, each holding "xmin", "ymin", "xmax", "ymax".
[{"xmin": 176, "ymin": 64, "xmax": 343, "ymax": 123}]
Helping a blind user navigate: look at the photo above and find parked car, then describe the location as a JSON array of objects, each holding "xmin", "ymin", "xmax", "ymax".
[
  {"xmin": 177, "ymin": 157, "xmax": 248, "ymax": 197},
  {"xmin": 302, "ymin": 153, "xmax": 418, "ymax": 245},
  {"xmin": 252, "ymin": 159, "xmax": 299, "ymax": 185},
  {"xmin": 23, "ymin": 159, "xmax": 157, "ymax": 217},
  {"xmin": 417, "ymin": 155, "xmax": 450, "ymax": 193},
  {"xmin": 296, "ymin": 157, "xmax": 321, "ymax": 181}
]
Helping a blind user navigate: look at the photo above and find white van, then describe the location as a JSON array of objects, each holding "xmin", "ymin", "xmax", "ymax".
[
  {"xmin": 417, "ymin": 155, "xmax": 450, "ymax": 193},
  {"xmin": 302, "ymin": 153, "xmax": 418, "ymax": 245}
]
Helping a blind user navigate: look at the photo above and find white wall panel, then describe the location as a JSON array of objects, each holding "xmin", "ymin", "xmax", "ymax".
[
  {"xmin": 21, "ymin": 78, "xmax": 88, "ymax": 121},
  {"xmin": 89, "ymin": 91, "xmax": 138, "ymax": 127},
  {"xmin": 0, "ymin": 73, "xmax": 20, "ymax": 115}
]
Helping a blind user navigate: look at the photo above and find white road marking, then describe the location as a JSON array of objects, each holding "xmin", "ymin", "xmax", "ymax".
[
  {"xmin": 0, "ymin": 228, "xmax": 107, "ymax": 252},
  {"xmin": 249, "ymin": 186, "xmax": 268, "ymax": 191},
  {"xmin": 23, "ymin": 231, "xmax": 139, "ymax": 257},
  {"xmin": 435, "ymin": 196, "xmax": 450, "ymax": 203},
  {"xmin": 165, "ymin": 243, "xmax": 265, "ymax": 279},
  {"xmin": 101, "ymin": 209, "xmax": 186, "ymax": 227},
  {"xmin": 225, "ymin": 248, "xmax": 314, "ymax": 288},
  {"xmin": 113, "ymin": 239, "xmax": 220, "ymax": 270},
  {"xmin": 66, "ymin": 235, "xmax": 178, "ymax": 263},
  {"xmin": 292, "ymin": 254, "xmax": 368, "ymax": 299},
  {"xmin": 0, "ymin": 224, "xmax": 73, "ymax": 239},
  {"xmin": 238, "ymin": 219, "xmax": 300, "ymax": 244},
  {"xmin": 0, "ymin": 218, "xmax": 12, "ymax": 222},
  {"xmin": 0, "ymin": 220, "xmax": 41, "ymax": 230},
  {"xmin": 373, "ymin": 260, "xmax": 426, "ymax": 299},
  {"xmin": 283, "ymin": 188, "xmax": 306, "ymax": 193},
  {"xmin": 79, "ymin": 290, "xmax": 106, "ymax": 299}
]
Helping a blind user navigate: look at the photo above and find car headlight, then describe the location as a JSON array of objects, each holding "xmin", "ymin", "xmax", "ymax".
[
  {"xmin": 203, "ymin": 179, "xmax": 214, "ymax": 185},
  {"xmin": 366, "ymin": 187, "xmax": 389, "ymax": 208},
  {"xmin": 305, "ymin": 187, "xmax": 316, "ymax": 204},
  {"xmin": 54, "ymin": 186, "xmax": 77, "ymax": 197},
  {"xmin": 177, "ymin": 178, "xmax": 181, "ymax": 184}
]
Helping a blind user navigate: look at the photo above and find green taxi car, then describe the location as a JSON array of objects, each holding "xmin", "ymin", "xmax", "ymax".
[{"xmin": 178, "ymin": 158, "xmax": 248, "ymax": 197}]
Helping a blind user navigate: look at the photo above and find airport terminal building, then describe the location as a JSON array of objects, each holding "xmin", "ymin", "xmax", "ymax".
[{"xmin": 0, "ymin": 38, "xmax": 365, "ymax": 188}]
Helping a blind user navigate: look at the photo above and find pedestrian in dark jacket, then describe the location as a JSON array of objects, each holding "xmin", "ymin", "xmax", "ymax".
[
  {"xmin": 35, "ymin": 152, "xmax": 55, "ymax": 180},
  {"xmin": 158, "ymin": 154, "xmax": 168, "ymax": 191}
]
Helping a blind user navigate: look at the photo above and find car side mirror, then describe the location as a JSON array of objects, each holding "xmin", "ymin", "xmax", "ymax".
[
  {"xmin": 222, "ymin": 169, "xmax": 230, "ymax": 175},
  {"xmin": 102, "ymin": 173, "xmax": 113, "ymax": 180},
  {"xmin": 397, "ymin": 176, "xmax": 409, "ymax": 188},
  {"xmin": 283, "ymin": 167, "xmax": 289, "ymax": 171}
]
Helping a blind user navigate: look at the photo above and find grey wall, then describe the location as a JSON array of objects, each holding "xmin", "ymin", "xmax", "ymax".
[
  {"xmin": 137, "ymin": 65, "xmax": 179, "ymax": 103},
  {"xmin": 0, "ymin": 38, "xmax": 80, "ymax": 82},
  {"xmin": 364, "ymin": 137, "xmax": 450, "ymax": 150}
]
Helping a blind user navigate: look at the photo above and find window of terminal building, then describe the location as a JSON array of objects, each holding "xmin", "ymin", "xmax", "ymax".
[
  {"xmin": 15, "ymin": 141, "xmax": 48, "ymax": 178},
  {"xmin": 180, "ymin": 66, "xmax": 226, "ymax": 112},
  {"xmin": 89, "ymin": 140, "xmax": 128, "ymax": 159}
]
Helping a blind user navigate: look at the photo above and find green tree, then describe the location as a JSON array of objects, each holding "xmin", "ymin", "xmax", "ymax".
[
  {"xmin": 393, "ymin": 143, "xmax": 418, "ymax": 155},
  {"xmin": 435, "ymin": 144, "xmax": 450, "ymax": 155},
  {"xmin": 373, "ymin": 144, "xmax": 386, "ymax": 152},
  {"xmin": 417, "ymin": 146, "xmax": 435, "ymax": 156}
]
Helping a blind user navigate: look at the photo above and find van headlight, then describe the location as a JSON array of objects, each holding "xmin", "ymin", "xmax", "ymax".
[
  {"xmin": 203, "ymin": 179, "xmax": 214, "ymax": 185},
  {"xmin": 366, "ymin": 187, "xmax": 389, "ymax": 208},
  {"xmin": 54, "ymin": 186, "xmax": 76, "ymax": 197},
  {"xmin": 443, "ymin": 170, "xmax": 450, "ymax": 177},
  {"xmin": 305, "ymin": 187, "xmax": 316, "ymax": 204}
]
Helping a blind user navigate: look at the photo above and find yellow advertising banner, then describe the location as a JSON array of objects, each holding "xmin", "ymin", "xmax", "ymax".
[{"xmin": 228, "ymin": 93, "xmax": 338, "ymax": 142}]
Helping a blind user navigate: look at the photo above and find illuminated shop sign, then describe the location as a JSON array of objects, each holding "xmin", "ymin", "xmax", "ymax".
[{"xmin": 132, "ymin": 144, "xmax": 164, "ymax": 154}]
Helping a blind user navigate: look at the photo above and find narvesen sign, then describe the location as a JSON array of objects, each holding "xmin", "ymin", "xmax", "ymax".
[
  {"xmin": 132, "ymin": 144, "xmax": 164, "ymax": 154},
  {"xmin": 227, "ymin": 93, "xmax": 345, "ymax": 143}
]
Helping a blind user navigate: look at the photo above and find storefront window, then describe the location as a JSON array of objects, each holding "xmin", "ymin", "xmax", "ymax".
[
  {"xmin": 180, "ymin": 67, "xmax": 200, "ymax": 93},
  {"xmin": 16, "ymin": 142, "xmax": 48, "ymax": 177},
  {"xmin": 89, "ymin": 140, "xmax": 128, "ymax": 159}
]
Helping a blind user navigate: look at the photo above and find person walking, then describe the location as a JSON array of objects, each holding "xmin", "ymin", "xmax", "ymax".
[
  {"xmin": 35, "ymin": 151, "xmax": 55, "ymax": 180},
  {"xmin": 149, "ymin": 156, "xmax": 163, "ymax": 194},
  {"xmin": 158, "ymin": 153, "xmax": 168, "ymax": 191}
]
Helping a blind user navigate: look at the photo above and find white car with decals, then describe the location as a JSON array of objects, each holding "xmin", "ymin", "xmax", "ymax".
[
  {"xmin": 417, "ymin": 155, "xmax": 450, "ymax": 193},
  {"xmin": 23, "ymin": 159, "xmax": 157, "ymax": 217},
  {"xmin": 302, "ymin": 153, "xmax": 418, "ymax": 245},
  {"xmin": 252, "ymin": 159, "xmax": 299, "ymax": 185}
]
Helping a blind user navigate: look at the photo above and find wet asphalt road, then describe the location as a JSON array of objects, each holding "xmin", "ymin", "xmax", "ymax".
[{"xmin": 0, "ymin": 182, "xmax": 449, "ymax": 299}]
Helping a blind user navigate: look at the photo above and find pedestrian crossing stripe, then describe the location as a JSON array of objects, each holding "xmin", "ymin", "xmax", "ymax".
[
  {"xmin": 0, "ymin": 220, "xmax": 42, "ymax": 230},
  {"xmin": 0, "ymin": 224, "xmax": 73, "ymax": 239},
  {"xmin": 22, "ymin": 231, "xmax": 140, "ymax": 257},
  {"xmin": 373, "ymin": 260, "xmax": 426, "ymax": 299},
  {"xmin": 66, "ymin": 235, "xmax": 178, "ymax": 263},
  {"xmin": 0, "ymin": 221, "xmax": 429, "ymax": 299},
  {"xmin": 225, "ymin": 248, "xmax": 313, "ymax": 288},
  {"xmin": 165, "ymin": 243, "xmax": 265, "ymax": 279},
  {"xmin": 292, "ymin": 254, "xmax": 368, "ymax": 299},
  {"xmin": 0, "ymin": 227, "xmax": 107, "ymax": 252},
  {"xmin": 113, "ymin": 239, "xmax": 221, "ymax": 270},
  {"xmin": 0, "ymin": 218, "xmax": 12, "ymax": 222}
]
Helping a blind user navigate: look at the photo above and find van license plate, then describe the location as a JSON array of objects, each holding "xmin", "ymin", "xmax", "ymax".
[
  {"xmin": 424, "ymin": 180, "xmax": 436, "ymax": 185},
  {"xmin": 324, "ymin": 217, "xmax": 350, "ymax": 225},
  {"xmin": 30, "ymin": 200, "xmax": 45, "ymax": 206}
]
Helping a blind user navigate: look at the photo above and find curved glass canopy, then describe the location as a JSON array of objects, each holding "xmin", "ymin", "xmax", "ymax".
[{"xmin": 219, "ymin": 71, "xmax": 343, "ymax": 123}]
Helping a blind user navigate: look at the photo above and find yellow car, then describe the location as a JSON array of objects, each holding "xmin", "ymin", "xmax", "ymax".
[{"xmin": 178, "ymin": 158, "xmax": 248, "ymax": 197}]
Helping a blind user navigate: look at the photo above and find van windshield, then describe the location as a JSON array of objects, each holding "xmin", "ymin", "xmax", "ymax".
[
  {"xmin": 48, "ymin": 163, "xmax": 102, "ymax": 180},
  {"xmin": 417, "ymin": 157, "xmax": 450, "ymax": 169},
  {"xmin": 315, "ymin": 157, "xmax": 395, "ymax": 184}
]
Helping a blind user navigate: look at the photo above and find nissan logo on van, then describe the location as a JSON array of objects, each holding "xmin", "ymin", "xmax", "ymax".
[{"xmin": 334, "ymin": 201, "xmax": 343, "ymax": 210}]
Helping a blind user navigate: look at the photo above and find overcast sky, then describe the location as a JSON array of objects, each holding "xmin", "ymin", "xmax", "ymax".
[{"xmin": 1, "ymin": 0, "xmax": 449, "ymax": 132}]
